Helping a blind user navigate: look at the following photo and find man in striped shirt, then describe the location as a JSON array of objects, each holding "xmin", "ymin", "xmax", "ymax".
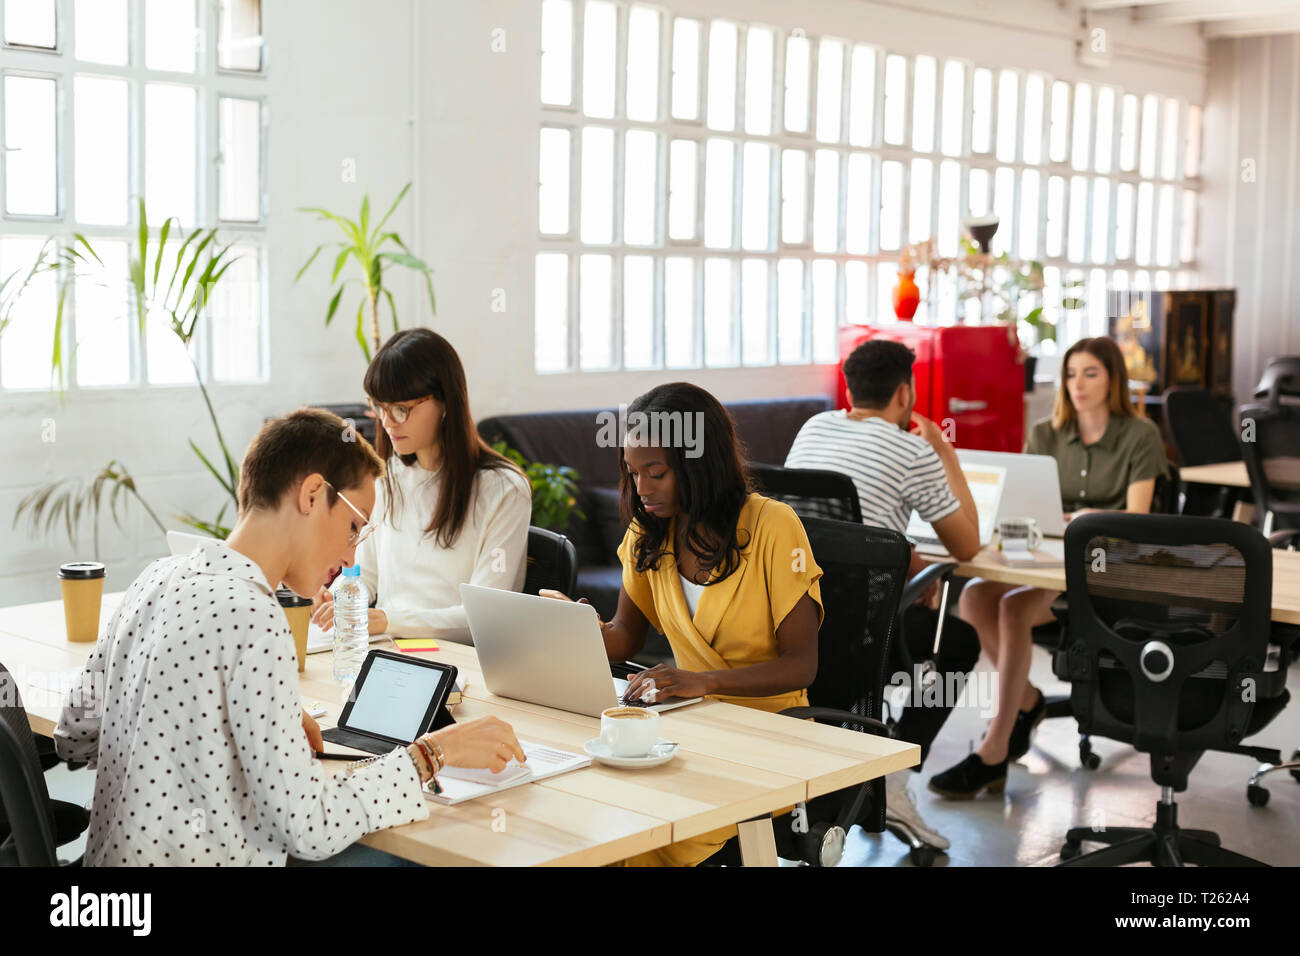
[{"xmin": 785, "ymin": 338, "xmax": 981, "ymax": 856}]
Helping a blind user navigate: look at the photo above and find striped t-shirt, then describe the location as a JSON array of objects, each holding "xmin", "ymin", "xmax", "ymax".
[{"xmin": 784, "ymin": 411, "xmax": 960, "ymax": 534}]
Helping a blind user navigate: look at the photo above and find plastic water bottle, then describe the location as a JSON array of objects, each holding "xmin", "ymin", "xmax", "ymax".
[{"xmin": 332, "ymin": 565, "xmax": 369, "ymax": 682}]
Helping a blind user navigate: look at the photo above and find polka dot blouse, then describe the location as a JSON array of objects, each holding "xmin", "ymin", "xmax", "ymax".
[{"xmin": 54, "ymin": 537, "xmax": 430, "ymax": 866}]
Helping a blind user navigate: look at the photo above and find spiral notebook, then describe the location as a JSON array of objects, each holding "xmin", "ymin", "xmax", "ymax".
[{"xmin": 425, "ymin": 740, "xmax": 590, "ymax": 805}]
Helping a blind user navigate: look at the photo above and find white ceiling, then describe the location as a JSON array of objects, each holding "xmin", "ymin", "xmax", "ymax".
[{"xmin": 1080, "ymin": 0, "xmax": 1300, "ymax": 38}]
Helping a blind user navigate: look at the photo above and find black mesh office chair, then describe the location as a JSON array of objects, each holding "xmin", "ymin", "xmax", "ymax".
[
  {"xmin": 1253, "ymin": 356, "xmax": 1300, "ymax": 402},
  {"xmin": 1053, "ymin": 513, "xmax": 1289, "ymax": 866},
  {"xmin": 522, "ymin": 526, "xmax": 578, "ymax": 597},
  {"xmin": 1163, "ymin": 388, "xmax": 1243, "ymax": 518},
  {"xmin": 1238, "ymin": 395, "xmax": 1300, "ymax": 535},
  {"xmin": 0, "ymin": 664, "xmax": 85, "ymax": 866},
  {"xmin": 706, "ymin": 518, "xmax": 915, "ymax": 866}
]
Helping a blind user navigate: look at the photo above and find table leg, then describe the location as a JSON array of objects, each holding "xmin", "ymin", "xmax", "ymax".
[{"xmin": 737, "ymin": 816, "xmax": 779, "ymax": 867}]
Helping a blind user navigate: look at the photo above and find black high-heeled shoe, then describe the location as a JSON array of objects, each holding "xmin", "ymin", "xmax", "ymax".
[
  {"xmin": 1007, "ymin": 688, "xmax": 1046, "ymax": 762},
  {"xmin": 927, "ymin": 753, "xmax": 1008, "ymax": 800}
]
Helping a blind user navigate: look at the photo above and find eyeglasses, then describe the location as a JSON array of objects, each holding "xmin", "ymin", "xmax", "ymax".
[
  {"xmin": 322, "ymin": 481, "xmax": 376, "ymax": 547},
  {"xmin": 367, "ymin": 395, "xmax": 433, "ymax": 426}
]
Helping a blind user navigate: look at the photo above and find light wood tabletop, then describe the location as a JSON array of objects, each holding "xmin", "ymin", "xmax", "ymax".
[
  {"xmin": 0, "ymin": 592, "xmax": 917, "ymax": 867},
  {"xmin": 1179, "ymin": 461, "xmax": 1250, "ymax": 488}
]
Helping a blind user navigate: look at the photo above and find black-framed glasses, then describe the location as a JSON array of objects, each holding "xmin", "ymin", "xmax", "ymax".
[
  {"xmin": 322, "ymin": 481, "xmax": 376, "ymax": 547},
  {"xmin": 367, "ymin": 395, "xmax": 433, "ymax": 426}
]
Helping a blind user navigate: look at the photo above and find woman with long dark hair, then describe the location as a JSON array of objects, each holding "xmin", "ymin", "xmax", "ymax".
[
  {"xmin": 311, "ymin": 328, "xmax": 531, "ymax": 643},
  {"xmin": 546, "ymin": 382, "xmax": 823, "ymax": 865}
]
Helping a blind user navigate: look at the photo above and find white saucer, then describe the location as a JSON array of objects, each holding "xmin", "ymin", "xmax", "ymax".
[{"xmin": 583, "ymin": 737, "xmax": 678, "ymax": 768}]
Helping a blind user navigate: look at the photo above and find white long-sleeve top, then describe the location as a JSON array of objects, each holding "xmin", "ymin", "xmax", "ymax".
[
  {"xmin": 357, "ymin": 457, "xmax": 532, "ymax": 644},
  {"xmin": 54, "ymin": 537, "xmax": 429, "ymax": 866}
]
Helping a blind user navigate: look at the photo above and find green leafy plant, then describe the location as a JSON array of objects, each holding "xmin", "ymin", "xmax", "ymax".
[
  {"xmin": 14, "ymin": 460, "xmax": 167, "ymax": 557},
  {"xmin": 492, "ymin": 441, "xmax": 584, "ymax": 531},
  {"xmin": 295, "ymin": 182, "xmax": 436, "ymax": 362}
]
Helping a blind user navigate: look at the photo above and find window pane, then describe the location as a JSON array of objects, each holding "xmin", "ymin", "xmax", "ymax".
[
  {"xmin": 75, "ymin": 77, "xmax": 128, "ymax": 225},
  {"xmin": 1160, "ymin": 98, "xmax": 1180, "ymax": 180},
  {"xmin": 848, "ymin": 44, "xmax": 876, "ymax": 147},
  {"xmin": 781, "ymin": 148, "xmax": 807, "ymax": 244},
  {"xmin": 741, "ymin": 142, "xmax": 771, "ymax": 251},
  {"xmin": 1114, "ymin": 182, "xmax": 1134, "ymax": 260},
  {"xmin": 623, "ymin": 255, "xmax": 655, "ymax": 369},
  {"xmin": 937, "ymin": 159, "xmax": 961, "ymax": 256},
  {"xmin": 1045, "ymin": 175, "xmax": 1065, "ymax": 258},
  {"xmin": 1185, "ymin": 104, "xmax": 1202, "ymax": 179},
  {"xmin": 883, "ymin": 54, "xmax": 907, "ymax": 146},
  {"xmin": 704, "ymin": 257, "xmax": 735, "ymax": 366},
  {"xmin": 845, "ymin": 152, "xmax": 872, "ymax": 255},
  {"xmin": 1180, "ymin": 189, "xmax": 1197, "ymax": 263},
  {"xmin": 534, "ymin": 253, "xmax": 569, "ymax": 371},
  {"xmin": 580, "ymin": 126, "xmax": 614, "ymax": 244},
  {"xmin": 910, "ymin": 158, "xmax": 932, "ymax": 243},
  {"xmin": 75, "ymin": 241, "xmax": 130, "ymax": 387},
  {"xmin": 0, "ymin": 238, "xmax": 56, "ymax": 389},
  {"xmin": 879, "ymin": 159, "xmax": 903, "ymax": 251},
  {"xmin": 704, "ymin": 138, "xmax": 734, "ymax": 248},
  {"xmin": 741, "ymin": 258, "xmax": 770, "ymax": 365},
  {"xmin": 146, "ymin": 0, "xmax": 197, "ymax": 72},
  {"xmin": 1156, "ymin": 184, "xmax": 1174, "ymax": 265},
  {"xmin": 540, "ymin": 0, "xmax": 574, "ymax": 107},
  {"xmin": 1067, "ymin": 175, "xmax": 1087, "ymax": 262},
  {"xmin": 1091, "ymin": 177, "xmax": 1109, "ymax": 264},
  {"xmin": 777, "ymin": 258, "xmax": 805, "ymax": 362},
  {"xmin": 968, "ymin": 166, "xmax": 991, "ymax": 219},
  {"xmin": 671, "ymin": 18, "xmax": 700, "ymax": 120},
  {"xmin": 625, "ymin": 5, "xmax": 659, "ymax": 122},
  {"xmin": 583, "ymin": 1, "xmax": 616, "ymax": 118},
  {"xmin": 1022, "ymin": 73, "xmax": 1044, "ymax": 164},
  {"xmin": 218, "ymin": 97, "xmax": 262, "ymax": 222},
  {"xmin": 812, "ymin": 259, "xmax": 836, "ymax": 363},
  {"xmin": 1019, "ymin": 169, "xmax": 1040, "ymax": 259},
  {"xmin": 664, "ymin": 256, "xmax": 695, "ymax": 367},
  {"xmin": 996, "ymin": 70, "xmax": 1018, "ymax": 163},
  {"xmin": 4, "ymin": 0, "xmax": 55, "ymax": 48},
  {"xmin": 706, "ymin": 20, "xmax": 737, "ymax": 132},
  {"xmin": 784, "ymin": 33, "xmax": 810, "ymax": 133},
  {"xmin": 623, "ymin": 129, "xmax": 657, "ymax": 245},
  {"xmin": 75, "ymin": 0, "xmax": 127, "ymax": 64},
  {"xmin": 146, "ymin": 243, "xmax": 195, "ymax": 385},
  {"xmin": 879, "ymin": 261, "xmax": 899, "ymax": 323},
  {"xmin": 579, "ymin": 253, "xmax": 613, "ymax": 369},
  {"xmin": 1094, "ymin": 86, "xmax": 1114, "ymax": 173},
  {"xmin": 813, "ymin": 149, "xmax": 839, "ymax": 252},
  {"xmin": 816, "ymin": 38, "xmax": 844, "ymax": 143},
  {"xmin": 218, "ymin": 0, "xmax": 262, "ymax": 72},
  {"xmin": 993, "ymin": 166, "xmax": 1014, "ymax": 256},
  {"xmin": 744, "ymin": 26, "xmax": 774, "ymax": 135},
  {"xmin": 1119, "ymin": 93, "xmax": 1138, "ymax": 172},
  {"xmin": 667, "ymin": 139, "xmax": 697, "ymax": 240},
  {"xmin": 145, "ymin": 83, "xmax": 197, "ymax": 226},
  {"xmin": 1135, "ymin": 180, "xmax": 1154, "ymax": 265},
  {"xmin": 971, "ymin": 67, "xmax": 992, "ymax": 153},
  {"xmin": 941, "ymin": 60, "xmax": 965, "ymax": 157},
  {"xmin": 1071, "ymin": 82, "xmax": 1091, "ymax": 171},
  {"xmin": 538, "ymin": 127, "xmax": 570, "ymax": 235},
  {"xmin": 845, "ymin": 260, "xmax": 868, "ymax": 326},
  {"xmin": 1048, "ymin": 80, "xmax": 1069, "ymax": 164},
  {"xmin": 1139, "ymin": 93, "xmax": 1159, "ymax": 179},
  {"xmin": 912, "ymin": 55, "xmax": 936, "ymax": 153},
  {"xmin": 210, "ymin": 244, "xmax": 262, "ymax": 382},
  {"xmin": 5, "ymin": 76, "xmax": 57, "ymax": 217}
]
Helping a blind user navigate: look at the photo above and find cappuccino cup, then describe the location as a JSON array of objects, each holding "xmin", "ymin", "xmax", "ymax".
[
  {"xmin": 599, "ymin": 706, "xmax": 660, "ymax": 757},
  {"xmin": 999, "ymin": 516, "xmax": 1044, "ymax": 551}
]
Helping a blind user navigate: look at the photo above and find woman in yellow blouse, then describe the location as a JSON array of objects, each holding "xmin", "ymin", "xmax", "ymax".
[{"xmin": 546, "ymin": 382, "xmax": 823, "ymax": 865}]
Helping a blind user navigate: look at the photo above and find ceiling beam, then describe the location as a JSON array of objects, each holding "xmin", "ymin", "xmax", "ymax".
[
  {"xmin": 1136, "ymin": 0, "xmax": 1300, "ymax": 24},
  {"xmin": 1203, "ymin": 12, "xmax": 1300, "ymax": 37}
]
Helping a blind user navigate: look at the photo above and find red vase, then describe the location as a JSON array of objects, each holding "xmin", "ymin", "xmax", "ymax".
[{"xmin": 892, "ymin": 271, "xmax": 920, "ymax": 321}]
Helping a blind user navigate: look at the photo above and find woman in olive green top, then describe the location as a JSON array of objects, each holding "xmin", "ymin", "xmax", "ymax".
[{"xmin": 929, "ymin": 336, "xmax": 1168, "ymax": 799}]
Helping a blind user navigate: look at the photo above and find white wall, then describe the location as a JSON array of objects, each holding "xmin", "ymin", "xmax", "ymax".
[{"xmin": 0, "ymin": 0, "xmax": 1208, "ymax": 606}]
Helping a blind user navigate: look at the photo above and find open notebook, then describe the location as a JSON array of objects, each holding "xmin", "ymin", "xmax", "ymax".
[{"xmin": 426, "ymin": 740, "xmax": 590, "ymax": 805}]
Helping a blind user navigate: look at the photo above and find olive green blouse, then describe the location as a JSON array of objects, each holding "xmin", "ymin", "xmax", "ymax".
[{"xmin": 1024, "ymin": 414, "xmax": 1169, "ymax": 512}]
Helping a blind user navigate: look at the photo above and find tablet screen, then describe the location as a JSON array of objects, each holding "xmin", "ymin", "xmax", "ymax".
[{"xmin": 345, "ymin": 655, "xmax": 449, "ymax": 742}]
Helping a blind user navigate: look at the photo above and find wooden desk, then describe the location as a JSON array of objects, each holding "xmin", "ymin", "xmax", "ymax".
[
  {"xmin": 1179, "ymin": 461, "xmax": 1249, "ymax": 488},
  {"xmin": 0, "ymin": 594, "xmax": 917, "ymax": 867},
  {"xmin": 936, "ymin": 539, "xmax": 1300, "ymax": 626}
]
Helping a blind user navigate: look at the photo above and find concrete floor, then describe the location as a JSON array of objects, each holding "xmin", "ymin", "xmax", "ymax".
[{"xmin": 43, "ymin": 643, "xmax": 1300, "ymax": 867}]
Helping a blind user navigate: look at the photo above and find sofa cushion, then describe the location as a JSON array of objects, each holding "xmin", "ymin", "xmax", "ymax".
[{"xmin": 588, "ymin": 485, "xmax": 629, "ymax": 561}]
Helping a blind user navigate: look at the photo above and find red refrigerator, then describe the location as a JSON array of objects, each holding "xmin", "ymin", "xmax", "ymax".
[{"xmin": 837, "ymin": 323, "xmax": 1024, "ymax": 453}]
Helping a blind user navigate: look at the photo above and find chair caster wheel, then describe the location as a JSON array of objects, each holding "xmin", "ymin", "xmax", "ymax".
[
  {"xmin": 1079, "ymin": 744, "xmax": 1101, "ymax": 770},
  {"xmin": 1059, "ymin": 840, "xmax": 1081, "ymax": 861},
  {"xmin": 909, "ymin": 844, "xmax": 936, "ymax": 867},
  {"xmin": 1247, "ymin": 783, "xmax": 1270, "ymax": 807}
]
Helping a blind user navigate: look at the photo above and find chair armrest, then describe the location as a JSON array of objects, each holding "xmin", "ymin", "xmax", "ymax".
[
  {"xmin": 899, "ymin": 562, "xmax": 957, "ymax": 610},
  {"xmin": 1268, "ymin": 529, "xmax": 1300, "ymax": 550},
  {"xmin": 779, "ymin": 706, "xmax": 891, "ymax": 738}
]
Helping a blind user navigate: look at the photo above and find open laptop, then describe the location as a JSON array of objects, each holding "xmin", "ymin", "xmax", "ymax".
[
  {"xmin": 460, "ymin": 583, "xmax": 703, "ymax": 717},
  {"xmin": 166, "ymin": 529, "xmax": 214, "ymax": 556},
  {"xmin": 957, "ymin": 449, "xmax": 1068, "ymax": 538},
  {"xmin": 905, "ymin": 462, "xmax": 1007, "ymax": 556}
]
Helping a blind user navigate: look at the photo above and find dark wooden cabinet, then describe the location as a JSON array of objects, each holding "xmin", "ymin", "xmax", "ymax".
[{"xmin": 1110, "ymin": 289, "xmax": 1236, "ymax": 397}]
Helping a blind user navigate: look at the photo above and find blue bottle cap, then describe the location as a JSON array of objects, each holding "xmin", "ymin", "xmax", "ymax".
[{"xmin": 341, "ymin": 565, "xmax": 361, "ymax": 577}]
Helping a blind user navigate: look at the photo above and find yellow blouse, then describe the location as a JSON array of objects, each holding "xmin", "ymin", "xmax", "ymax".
[{"xmin": 615, "ymin": 493, "xmax": 824, "ymax": 714}]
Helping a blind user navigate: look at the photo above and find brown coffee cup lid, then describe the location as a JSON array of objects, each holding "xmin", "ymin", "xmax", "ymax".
[
  {"xmin": 59, "ymin": 562, "xmax": 106, "ymax": 580},
  {"xmin": 276, "ymin": 587, "xmax": 312, "ymax": 608}
]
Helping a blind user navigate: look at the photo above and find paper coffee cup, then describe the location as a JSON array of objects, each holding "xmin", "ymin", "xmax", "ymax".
[
  {"xmin": 277, "ymin": 588, "xmax": 313, "ymax": 672},
  {"xmin": 59, "ymin": 562, "xmax": 106, "ymax": 643}
]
